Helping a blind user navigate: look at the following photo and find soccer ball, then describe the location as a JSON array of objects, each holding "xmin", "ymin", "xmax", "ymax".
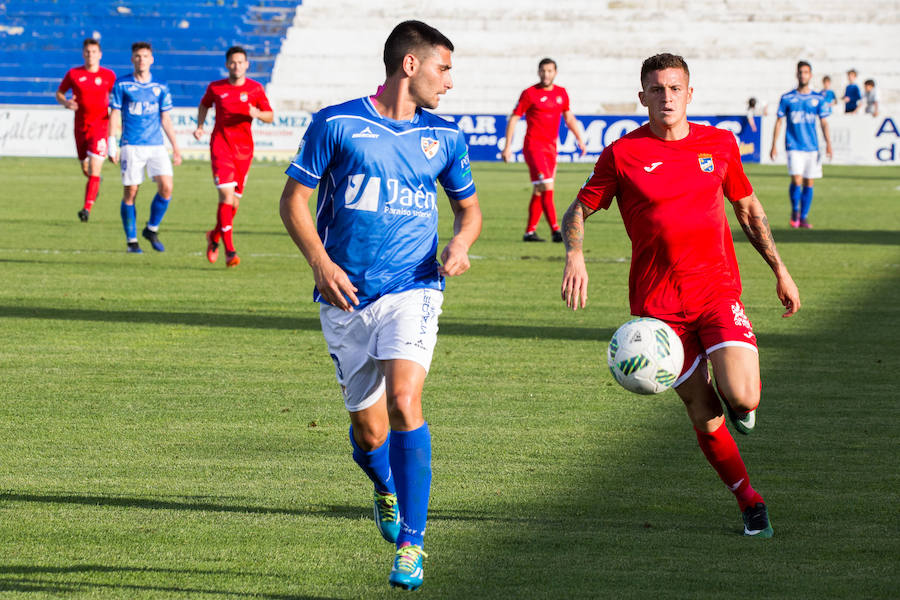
[{"xmin": 607, "ymin": 318, "xmax": 684, "ymax": 395}]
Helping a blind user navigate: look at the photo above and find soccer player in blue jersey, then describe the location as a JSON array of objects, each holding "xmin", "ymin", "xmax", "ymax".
[
  {"xmin": 770, "ymin": 61, "xmax": 832, "ymax": 229},
  {"xmin": 109, "ymin": 42, "xmax": 182, "ymax": 253},
  {"xmin": 279, "ymin": 21, "xmax": 481, "ymax": 591}
]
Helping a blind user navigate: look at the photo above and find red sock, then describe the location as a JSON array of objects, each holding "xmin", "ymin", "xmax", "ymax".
[
  {"xmin": 526, "ymin": 194, "xmax": 542, "ymax": 233},
  {"xmin": 210, "ymin": 206, "xmax": 223, "ymax": 243},
  {"xmin": 84, "ymin": 176, "xmax": 101, "ymax": 211},
  {"xmin": 217, "ymin": 203, "xmax": 236, "ymax": 253},
  {"xmin": 541, "ymin": 189, "xmax": 559, "ymax": 231},
  {"xmin": 695, "ymin": 421, "xmax": 764, "ymax": 510}
]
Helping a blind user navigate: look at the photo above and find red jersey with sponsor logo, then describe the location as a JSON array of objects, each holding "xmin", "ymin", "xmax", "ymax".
[
  {"xmin": 57, "ymin": 66, "xmax": 116, "ymax": 127},
  {"xmin": 200, "ymin": 78, "xmax": 272, "ymax": 159},
  {"xmin": 577, "ymin": 123, "xmax": 753, "ymax": 318},
  {"xmin": 512, "ymin": 84, "xmax": 570, "ymax": 152}
]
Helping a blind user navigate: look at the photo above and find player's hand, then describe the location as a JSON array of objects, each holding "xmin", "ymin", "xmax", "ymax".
[
  {"xmin": 825, "ymin": 142, "xmax": 833, "ymax": 161},
  {"xmin": 775, "ymin": 269, "xmax": 801, "ymax": 318},
  {"xmin": 438, "ymin": 238, "xmax": 471, "ymax": 277},
  {"xmin": 192, "ymin": 127, "xmax": 204, "ymax": 141},
  {"xmin": 65, "ymin": 99, "xmax": 78, "ymax": 111},
  {"xmin": 172, "ymin": 149, "xmax": 182, "ymax": 166},
  {"xmin": 248, "ymin": 105, "xmax": 260, "ymax": 120},
  {"xmin": 769, "ymin": 147, "xmax": 777, "ymax": 161},
  {"xmin": 561, "ymin": 251, "xmax": 589, "ymax": 310},
  {"xmin": 501, "ymin": 146, "xmax": 512, "ymax": 163},
  {"xmin": 578, "ymin": 140, "xmax": 586, "ymax": 156},
  {"xmin": 107, "ymin": 136, "xmax": 119, "ymax": 165},
  {"xmin": 313, "ymin": 260, "xmax": 359, "ymax": 312}
]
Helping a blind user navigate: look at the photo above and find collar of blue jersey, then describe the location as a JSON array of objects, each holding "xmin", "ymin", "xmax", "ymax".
[{"xmin": 362, "ymin": 96, "xmax": 421, "ymax": 125}]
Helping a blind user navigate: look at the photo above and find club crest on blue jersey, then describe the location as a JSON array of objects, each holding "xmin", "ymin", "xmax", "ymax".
[
  {"xmin": 421, "ymin": 137, "xmax": 439, "ymax": 159},
  {"xmin": 698, "ymin": 153, "xmax": 714, "ymax": 172}
]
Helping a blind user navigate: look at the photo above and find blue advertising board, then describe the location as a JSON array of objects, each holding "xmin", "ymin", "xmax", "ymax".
[{"xmin": 439, "ymin": 114, "xmax": 762, "ymax": 163}]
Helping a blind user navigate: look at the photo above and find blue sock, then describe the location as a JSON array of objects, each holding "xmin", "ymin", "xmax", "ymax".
[
  {"xmin": 390, "ymin": 423, "xmax": 431, "ymax": 548},
  {"xmin": 349, "ymin": 426, "xmax": 395, "ymax": 495},
  {"xmin": 147, "ymin": 193, "xmax": 170, "ymax": 230},
  {"xmin": 789, "ymin": 183, "xmax": 801, "ymax": 213},
  {"xmin": 120, "ymin": 201, "xmax": 137, "ymax": 241},
  {"xmin": 800, "ymin": 186, "xmax": 814, "ymax": 220}
]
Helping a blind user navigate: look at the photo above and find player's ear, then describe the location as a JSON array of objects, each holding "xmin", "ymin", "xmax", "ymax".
[
  {"xmin": 402, "ymin": 53, "xmax": 418, "ymax": 76},
  {"xmin": 686, "ymin": 86, "xmax": 693, "ymax": 105},
  {"xmin": 638, "ymin": 90, "xmax": 647, "ymax": 107}
]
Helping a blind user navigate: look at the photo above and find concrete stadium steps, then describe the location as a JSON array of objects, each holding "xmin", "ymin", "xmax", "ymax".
[{"xmin": 267, "ymin": 0, "xmax": 899, "ymax": 114}]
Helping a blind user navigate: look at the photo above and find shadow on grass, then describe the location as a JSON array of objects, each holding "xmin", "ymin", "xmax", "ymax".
[
  {"xmin": 0, "ymin": 567, "xmax": 332, "ymax": 599},
  {"xmin": 0, "ymin": 304, "xmax": 611, "ymax": 341},
  {"xmin": 736, "ymin": 229, "xmax": 900, "ymax": 245}
]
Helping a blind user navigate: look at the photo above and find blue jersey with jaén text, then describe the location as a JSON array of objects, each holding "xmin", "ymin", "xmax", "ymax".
[
  {"xmin": 777, "ymin": 89, "xmax": 831, "ymax": 152},
  {"xmin": 110, "ymin": 73, "xmax": 173, "ymax": 146},
  {"xmin": 285, "ymin": 96, "xmax": 476, "ymax": 309}
]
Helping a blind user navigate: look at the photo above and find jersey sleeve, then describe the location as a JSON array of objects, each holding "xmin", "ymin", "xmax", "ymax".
[
  {"xmin": 722, "ymin": 134, "xmax": 753, "ymax": 202},
  {"xmin": 561, "ymin": 88, "xmax": 571, "ymax": 112},
  {"xmin": 200, "ymin": 83, "xmax": 215, "ymax": 108},
  {"xmin": 110, "ymin": 80, "xmax": 123, "ymax": 110},
  {"xmin": 255, "ymin": 85, "xmax": 273, "ymax": 112},
  {"xmin": 58, "ymin": 70, "xmax": 73, "ymax": 94},
  {"xmin": 818, "ymin": 95, "xmax": 832, "ymax": 118},
  {"xmin": 159, "ymin": 84, "xmax": 174, "ymax": 112},
  {"xmin": 576, "ymin": 144, "xmax": 618, "ymax": 211},
  {"xmin": 776, "ymin": 95, "xmax": 788, "ymax": 118},
  {"xmin": 285, "ymin": 111, "xmax": 335, "ymax": 189},
  {"xmin": 512, "ymin": 89, "xmax": 531, "ymax": 117},
  {"xmin": 438, "ymin": 129, "xmax": 476, "ymax": 201}
]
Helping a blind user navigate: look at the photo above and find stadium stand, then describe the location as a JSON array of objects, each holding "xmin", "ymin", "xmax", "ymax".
[
  {"xmin": 267, "ymin": 0, "xmax": 899, "ymax": 115},
  {"xmin": 0, "ymin": 0, "xmax": 301, "ymax": 106}
]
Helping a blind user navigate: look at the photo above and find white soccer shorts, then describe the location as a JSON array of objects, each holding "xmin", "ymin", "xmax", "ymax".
[
  {"xmin": 120, "ymin": 144, "xmax": 173, "ymax": 185},
  {"xmin": 786, "ymin": 150, "xmax": 823, "ymax": 179},
  {"xmin": 320, "ymin": 288, "xmax": 443, "ymax": 412}
]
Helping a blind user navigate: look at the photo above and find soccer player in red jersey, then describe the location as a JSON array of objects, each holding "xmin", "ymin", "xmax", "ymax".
[
  {"xmin": 561, "ymin": 54, "xmax": 801, "ymax": 538},
  {"xmin": 502, "ymin": 58, "xmax": 585, "ymax": 242},
  {"xmin": 56, "ymin": 38, "xmax": 117, "ymax": 222},
  {"xmin": 193, "ymin": 46, "xmax": 274, "ymax": 267}
]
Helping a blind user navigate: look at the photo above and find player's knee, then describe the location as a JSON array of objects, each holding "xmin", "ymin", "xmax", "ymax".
[
  {"xmin": 721, "ymin": 380, "xmax": 760, "ymax": 413},
  {"xmin": 353, "ymin": 421, "xmax": 389, "ymax": 451},
  {"xmin": 386, "ymin": 390, "xmax": 422, "ymax": 427}
]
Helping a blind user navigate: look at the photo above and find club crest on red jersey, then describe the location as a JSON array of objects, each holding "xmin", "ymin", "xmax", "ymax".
[
  {"xmin": 421, "ymin": 137, "xmax": 439, "ymax": 159},
  {"xmin": 94, "ymin": 76, "xmax": 103, "ymax": 86},
  {"xmin": 240, "ymin": 92, "xmax": 248, "ymax": 102},
  {"xmin": 698, "ymin": 153, "xmax": 714, "ymax": 173}
]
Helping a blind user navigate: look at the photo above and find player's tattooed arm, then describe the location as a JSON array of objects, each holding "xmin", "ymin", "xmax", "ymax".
[
  {"xmin": 561, "ymin": 199, "xmax": 596, "ymax": 253},
  {"xmin": 734, "ymin": 193, "xmax": 801, "ymax": 317},
  {"xmin": 561, "ymin": 199, "xmax": 596, "ymax": 310}
]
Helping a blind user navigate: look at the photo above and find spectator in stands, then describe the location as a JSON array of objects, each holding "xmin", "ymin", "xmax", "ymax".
[
  {"xmin": 56, "ymin": 38, "xmax": 116, "ymax": 223},
  {"xmin": 194, "ymin": 46, "xmax": 274, "ymax": 268},
  {"xmin": 842, "ymin": 69, "xmax": 862, "ymax": 113},
  {"xmin": 501, "ymin": 58, "xmax": 585, "ymax": 243},
  {"xmin": 821, "ymin": 76, "xmax": 837, "ymax": 107},
  {"xmin": 745, "ymin": 97, "xmax": 766, "ymax": 132},
  {"xmin": 863, "ymin": 79, "xmax": 879, "ymax": 117},
  {"xmin": 109, "ymin": 42, "xmax": 182, "ymax": 254}
]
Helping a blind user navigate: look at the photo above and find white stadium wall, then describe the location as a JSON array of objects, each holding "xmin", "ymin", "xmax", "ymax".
[{"xmin": 267, "ymin": 0, "xmax": 898, "ymax": 117}]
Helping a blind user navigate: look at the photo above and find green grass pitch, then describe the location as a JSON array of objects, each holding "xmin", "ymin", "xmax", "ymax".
[{"xmin": 0, "ymin": 156, "xmax": 897, "ymax": 599}]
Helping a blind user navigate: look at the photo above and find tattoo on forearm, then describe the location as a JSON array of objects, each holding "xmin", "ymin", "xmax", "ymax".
[
  {"xmin": 562, "ymin": 202, "xmax": 589, "ymax": 252},
  {"xmin": 741, "ymin": 214, "xmax": 782, "ymax": 270}
]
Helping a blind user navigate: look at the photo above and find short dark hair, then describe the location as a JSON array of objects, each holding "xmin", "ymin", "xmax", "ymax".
[
  {"xmin": 131, "ymin": 41, "xmax": 152, "ymax": 53},
  {"xmin": 226, "ymin": 46, "xmax": 247, "ymax": 61},
  {"xmin": 823, "ymin": 75, "xmax": 831, "ymax": 83},
  {"xmin": 538, "ymin": 58, "xmax": 557, "ymax": 69},
  {"xmin": 847, "ymin": 68, "xmax": 857, "ymax": 76},
  {"xmin": 640, "ymin": 53, "xmax": 689, "ymax": 86},
  {"xmin": 864, "ymin": 79, "xmax": 875, "ymax": 87},
  {"xmin": 383, "ymin": 20, "xmax": 453, "ymax": 77},
  {"xmin": 83, "ymin": 38, "xmax": 100, "ymax": 50},
  {"xmin": 797, "ymin": 60, "xmax": 811, "ymax": 71}
]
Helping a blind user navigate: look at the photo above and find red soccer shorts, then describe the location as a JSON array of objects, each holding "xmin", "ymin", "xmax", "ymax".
[
  {"xmin": 211, "ymin": 150, "xmax": 252, "ymax": 196},
  {"xmin": 522, "ymin": 146, "xmax": 557, "ymax": 185},
  {"xmin": 655, "ymin": 297, "xmax": 758, "ymax": 387},
  {"xmin": 74, "ymin": 120, "xmax": 109, "ymax": 161}
]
